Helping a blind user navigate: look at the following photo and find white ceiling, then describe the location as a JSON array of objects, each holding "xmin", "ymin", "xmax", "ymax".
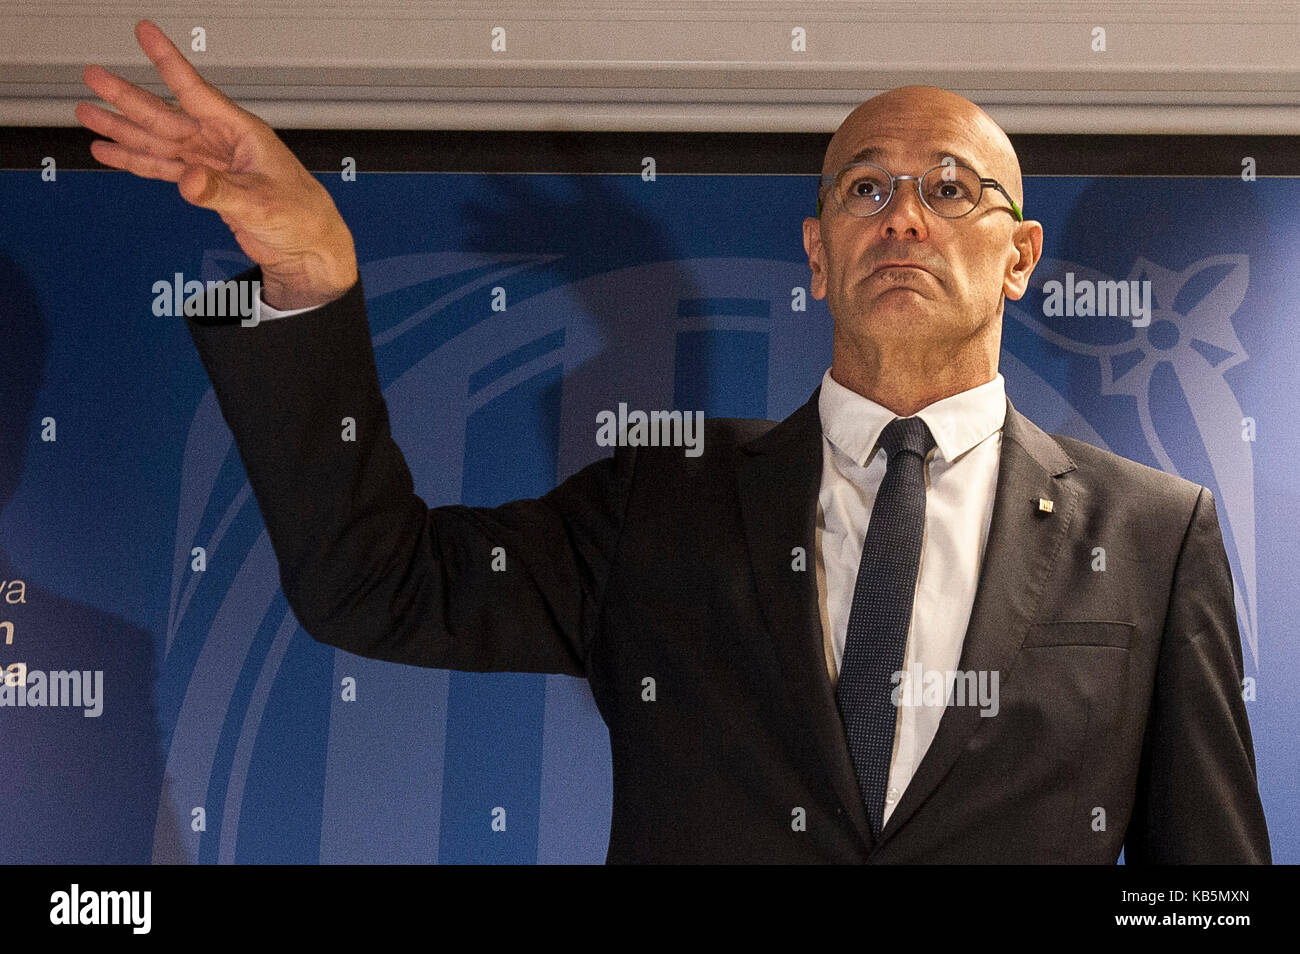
[{"xmin": 3, "ymin": 1, "xmax": 1298, "ymax": 132}]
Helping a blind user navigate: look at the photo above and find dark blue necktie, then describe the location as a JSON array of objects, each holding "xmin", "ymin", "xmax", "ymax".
[{"xmin": 836, "ymin": 415, "xmax": 936, "ymax": 839}]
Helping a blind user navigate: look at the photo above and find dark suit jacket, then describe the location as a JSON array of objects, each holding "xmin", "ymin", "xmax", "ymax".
[{"xmin": 186, "ymin": 265, "xmax": 1271, "ymax": 864}]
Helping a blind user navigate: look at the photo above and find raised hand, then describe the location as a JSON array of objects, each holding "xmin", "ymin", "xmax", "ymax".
[{"xmin": 76, "ymin": 19, "xmax": 358, "ymax": 310}]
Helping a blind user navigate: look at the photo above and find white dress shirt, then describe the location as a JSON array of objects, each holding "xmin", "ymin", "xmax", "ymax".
[
  {"xmin": 255, "ymin": 292, "xmax": 318, "ymax": 320},
  {"xmin": 248, "ymin": 290, "xmax": 1007, "ymax": 828},
  {"xmin": 815, "ymin": 366, "xmax": 1006, "ymax": 827}
]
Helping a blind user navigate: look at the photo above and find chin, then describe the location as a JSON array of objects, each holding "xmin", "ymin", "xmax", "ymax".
[
  {"xmin": 851, "ymin": 301, "xmax": 951, "ymax": 337},
  {"xmin": 866, "ymin": 296, "xmax": 936, "ymax": 321}
]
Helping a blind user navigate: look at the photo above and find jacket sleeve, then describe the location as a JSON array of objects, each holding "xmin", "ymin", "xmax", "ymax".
[
  {"xmin": 1123, "ymin": 486, "xmax": 1271, "ymax": 863},
  {"xmin": 184, "ymin": 264, "xmax": 636, "ymax": 677}
]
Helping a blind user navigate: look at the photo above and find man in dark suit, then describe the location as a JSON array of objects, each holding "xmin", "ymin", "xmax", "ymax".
[{"xmin": 79, "ymin": 21, "xmax": 1270, "ymax": 863}]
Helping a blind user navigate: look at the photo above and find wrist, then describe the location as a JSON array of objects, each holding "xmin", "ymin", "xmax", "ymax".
[{"xmin": 261, "ymin": 262, "xmax": 357, "ymax": 311}]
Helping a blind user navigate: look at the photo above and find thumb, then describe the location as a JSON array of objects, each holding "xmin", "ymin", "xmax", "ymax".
[
  {"xmin": 177, "ymin": 164, "xmax": 263, "ymax": 228},
  {"xmin": 177, "ymin": 164, "xmax": 255, "ymax": 219},
  {"xmin": 177, "ymin": 163, "xmax": 222, "ymax": 207}
]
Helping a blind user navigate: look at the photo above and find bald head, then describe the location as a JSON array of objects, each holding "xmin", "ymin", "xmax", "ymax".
[{"xmin": 820, "ymin": 86, "xmax": 1023, "ymax": 212}]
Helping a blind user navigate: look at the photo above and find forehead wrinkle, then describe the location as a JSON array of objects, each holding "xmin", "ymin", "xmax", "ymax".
[{"xmin": 838, "ymin": 145, "xmax": 987, "ymax": 175}]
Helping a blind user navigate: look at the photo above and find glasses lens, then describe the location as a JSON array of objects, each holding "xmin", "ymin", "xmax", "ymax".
[
  {"xmin": 920, "ymin": 165, "xmax": 982, "ymax": 217},
  {"xmin": 835, "ymin": 164, "xmax": 891, "ymax": 215}
]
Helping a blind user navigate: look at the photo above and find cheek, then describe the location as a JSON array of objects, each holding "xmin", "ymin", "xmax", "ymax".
[
  {"xmin": 825, "ymin": 233, "xmax": 866, "ymax": 281},
  {"xmin": 945, "ymin": 255, "xmax": 994, "ymax": 299}
]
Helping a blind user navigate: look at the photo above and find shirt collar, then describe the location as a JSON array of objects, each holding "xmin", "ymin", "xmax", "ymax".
[{"xmin": 818, "ymin": 366, "xmax": 1007, "ymax": 467}]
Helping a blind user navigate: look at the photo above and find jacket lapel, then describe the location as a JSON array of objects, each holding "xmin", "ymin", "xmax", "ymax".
[
  {"xmin": 737, "ymin": 384, "xmax": 876, "ymax": 850},
  {"xmin": 873, "ymin": 395, "xmax": 1078, "ymax": 849}
]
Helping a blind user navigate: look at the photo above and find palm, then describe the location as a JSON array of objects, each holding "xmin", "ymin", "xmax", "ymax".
[{"xmin": 172, "ymin": 115, "xmax": 248, "ymax": 180}]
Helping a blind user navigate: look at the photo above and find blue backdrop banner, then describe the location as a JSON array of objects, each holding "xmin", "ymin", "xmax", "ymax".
[{"xmin": 1, "ymin": 168, "xmax": 1295, "ymax": 863}]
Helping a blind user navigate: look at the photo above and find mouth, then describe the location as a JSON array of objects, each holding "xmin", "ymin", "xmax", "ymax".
[{"xmin": 870, "ymin": 263, "xmax": 930, "ymax": 277}]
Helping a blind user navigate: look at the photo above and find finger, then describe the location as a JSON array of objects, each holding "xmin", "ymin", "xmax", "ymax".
[
  {"xmin": 132, "ymin": 19, "xmax": 234, "ymax": 118},
  {"xmin": 75, "ymin": 100, "xmax": 188, "ymax": 160},
  {"xmin": 87, "ymin": 139, "xmax": 185, "ymax": 182},
  {"xmin": 82, "ymin": 64, "xmax": 200, "ymax": 142}
]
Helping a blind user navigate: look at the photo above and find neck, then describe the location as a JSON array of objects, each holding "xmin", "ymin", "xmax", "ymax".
[{"xmin": 830, "ymin": 337, "xmax": 997, "ymax": 417}]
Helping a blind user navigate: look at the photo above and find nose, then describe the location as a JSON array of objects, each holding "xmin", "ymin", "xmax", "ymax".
[{"xmin": 876, "ymin": 178, "xmax": 928, "ymax": 238}]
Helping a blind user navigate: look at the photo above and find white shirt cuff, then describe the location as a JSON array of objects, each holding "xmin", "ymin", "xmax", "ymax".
[{"xmin": 257, "ymin": 294, "xmax": 325, "ymax": 320}]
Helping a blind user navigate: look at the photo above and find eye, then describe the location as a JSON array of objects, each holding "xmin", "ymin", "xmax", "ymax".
[
  {"xmin": 843, "ymin": 170, "xmax": 889, "ymax": 201},
  {"xmin": 933, "ymin": 180, "xmax": 972, "ymax": 200}
]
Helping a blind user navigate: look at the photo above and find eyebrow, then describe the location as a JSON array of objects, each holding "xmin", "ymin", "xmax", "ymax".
[{"xmin": 842, "ymin": 146, "xmax": 985, "ymax": 175}]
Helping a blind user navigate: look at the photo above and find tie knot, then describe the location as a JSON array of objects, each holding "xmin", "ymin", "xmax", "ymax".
[{"xmin": 878, "ymin": 416, "xmax": 935, "ymax": 462}]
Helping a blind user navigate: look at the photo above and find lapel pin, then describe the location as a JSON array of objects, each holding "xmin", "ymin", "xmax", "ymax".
[{"xmin": 1036, "ymin": 497, "xmax": 1055, "ymax": 513}]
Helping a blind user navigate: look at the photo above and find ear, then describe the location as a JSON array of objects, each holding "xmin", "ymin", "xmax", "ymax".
[
  {"xmin": 1003, "ymin": 219, "xmax": 1044, "ymax": 301},
  {"xmin": 803, "ymin": 216, "xmax": 828, "ymax": 300}
]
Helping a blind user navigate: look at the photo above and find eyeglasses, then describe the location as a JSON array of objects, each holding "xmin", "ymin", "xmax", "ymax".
[{"xmin": 817, "ymin": 161, "xmax": 1023, "ymax": 222}]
